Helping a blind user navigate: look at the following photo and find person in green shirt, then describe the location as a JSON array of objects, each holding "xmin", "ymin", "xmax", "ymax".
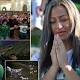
[
  {"xmin": 0, "ymin": 64, "xmax": 4, "ymax": 80},
  {"xmin": 0, "ymin": 19, "xmax": 10, "ymax": 40}
]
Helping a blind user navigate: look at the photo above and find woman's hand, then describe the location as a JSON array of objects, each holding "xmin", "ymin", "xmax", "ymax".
[
  {"xmin": 53, "ymin": 35, "xmax": 80, "ymax": 80},
  {"xmin": 43, "ymin": 35, "xmax": 60, "ymax": 80},
  {"xmin": 54, "ymin": 34, "xmax": 68, "ymax": 68},
  {"xmin": 50, "ymin": 35, "xmax": 59, "ymax": 69}
]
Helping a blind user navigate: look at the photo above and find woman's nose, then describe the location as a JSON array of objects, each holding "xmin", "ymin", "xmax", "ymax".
[{"xmin": 57, "ymin": 22, "xmax": 63, "ymax": 29}]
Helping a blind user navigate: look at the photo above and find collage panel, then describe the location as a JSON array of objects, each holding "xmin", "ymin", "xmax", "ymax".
[
  {"xmin": 0, "ymin": 11, "xmax": 30, "ymax": 40},
  {"xmin": 0, "ymin": 40, "xmax": 30, "ymax": 61},
  {"xmin": 31, "ymin": 0, "xmax": 80, "ymax": 80},
  {"xmin": 0, "ymin": 40, "xmax": 30, "ymax": 80},
  {"xmin": 0, "ymin": 0, "xmax": 30, "ymax": 40},
  {"xmin": 5, "ymin": 60, "xmax": 38, "ymax": 80}
]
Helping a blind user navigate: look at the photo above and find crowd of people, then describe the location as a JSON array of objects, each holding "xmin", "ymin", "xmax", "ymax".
[{"xmin": 0, "ymin": 11, "xmax": 30, "ymax": 40}]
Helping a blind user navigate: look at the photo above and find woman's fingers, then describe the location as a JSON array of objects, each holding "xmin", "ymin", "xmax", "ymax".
[
  {"xmin": 54, "ymin": 34, "xmax": 67, "ymax": 68},
  {"xmin": 50, "ymin": 38, "xmax": 59, "ymax": 67},
  {"xmin": 56, "ymin": 35, "xmax": 66, "ymax": 50}
]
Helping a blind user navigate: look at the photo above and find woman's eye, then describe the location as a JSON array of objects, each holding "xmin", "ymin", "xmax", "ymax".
[
  {"xmin": 60, "ymin": 18, "xmax": 69, "ymax": 22},
  {"xmin": 50, "ymin": 21, "xmax": 56, "ymax": 24}
]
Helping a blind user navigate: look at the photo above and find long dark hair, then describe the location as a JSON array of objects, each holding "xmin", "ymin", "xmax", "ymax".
[{"xmin": 40, "ymin": 0, "xmax": 80, "ymax": 72}]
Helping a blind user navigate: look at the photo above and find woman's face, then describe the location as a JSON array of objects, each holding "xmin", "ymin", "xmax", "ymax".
[{"xmin": 50, "ymin": 5, "xmax": 71, "ymax": 40}]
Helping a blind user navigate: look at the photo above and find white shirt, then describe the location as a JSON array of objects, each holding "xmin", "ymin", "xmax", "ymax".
[{"xmin": 56, "ymin": 49, "xmax": 73, "ymax": 80}]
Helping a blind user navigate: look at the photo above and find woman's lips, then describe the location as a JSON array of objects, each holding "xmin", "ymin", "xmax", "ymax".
[{"xmin": 56, "ymin": 31, "xmax": 66, "ymax": 36}]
